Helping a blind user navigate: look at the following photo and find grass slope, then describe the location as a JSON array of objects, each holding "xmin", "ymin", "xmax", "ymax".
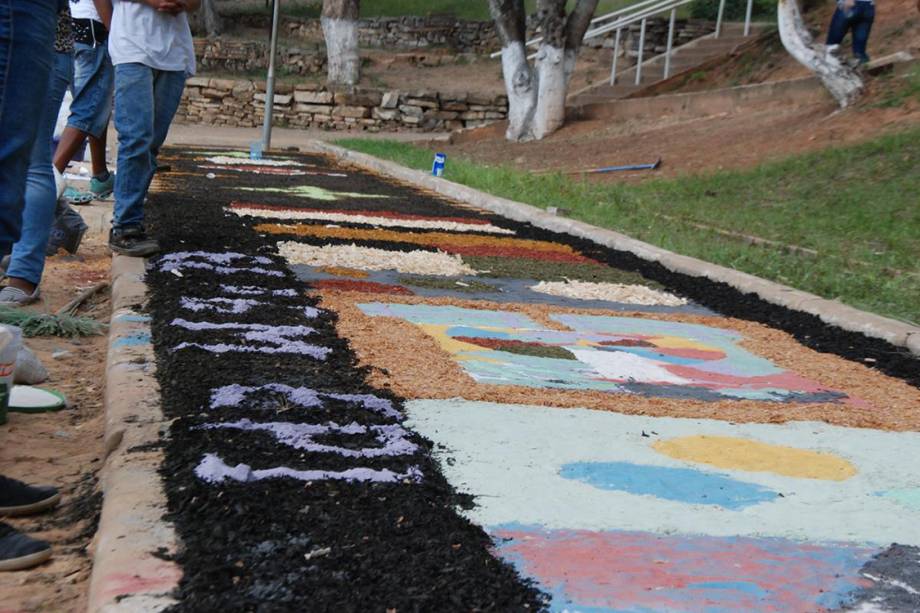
[{"xmin": 336, "ymin": 130, "xmax": 920, "ymax": 325}]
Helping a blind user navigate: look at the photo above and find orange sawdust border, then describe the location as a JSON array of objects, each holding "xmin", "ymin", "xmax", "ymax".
[{"xmin": 317, "ymin": 290, "xmax": 920, "ymax": 431}]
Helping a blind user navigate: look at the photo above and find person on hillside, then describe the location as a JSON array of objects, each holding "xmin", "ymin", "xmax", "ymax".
[
  {"xmin": 94, "ymin": 0, "xmax": 198, "ymax": 257},
  {"xmin": 826, "ymin": 0, "xmax": 875, "ymax": 65},
  {"xmin": 53, "ymin": 0, "xmax": 117, "ymax": 205},
  {"xmin": 0, "ymin": 7, "xmax": 77, "ymax": 305},
  {"xmin": 0, "ymin": 0, "xmax": 63, "ymax": 570}
]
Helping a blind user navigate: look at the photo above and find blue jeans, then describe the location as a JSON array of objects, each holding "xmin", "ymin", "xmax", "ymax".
[
  {"xmin": 6, "ymin": 51, "xmax": 73, "ymax": 286},
  {"xmin": 113, "ymin": 63, "xmax": 185, "ymax": 230},
  {"xmin": 0, "ymin": 0, "xmax": 57, "ymax": 255},
  {"xmin": 68, "ymin": 41, "xmax": 114, "ymax": 139},
  {"xmin": 827, "ymin": 1, "xmax": 875, "ymax": 63}
]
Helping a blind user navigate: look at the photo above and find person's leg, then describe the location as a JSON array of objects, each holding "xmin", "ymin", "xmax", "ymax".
[
  {"xmin": 110, "ymin": 62, "xmax": 159, "ymax": 256},
  {"xmin": 151, "ymin": 69, "xmax": 187, "ymax": 154},
  {"xmin": 88, "ymin": 133, "xmax": 106, "ymax": 177},
  {"xmin": 2, "ymin": 51, "xmax": 73, "ymax": 300},
  {"xmin": 0, "ymin": 0, "xmax": 56, "ymax": 255},
  {"xmin": 851, "ymin": 3, "xmax": 874, "ymax": 63},
  {"xmin": 51, "ymin": 127, "xmax": 87, "ymax": 174},
  {"xmin": 826, "ymin": 6, "xmax": 851, "ymax": 47}
]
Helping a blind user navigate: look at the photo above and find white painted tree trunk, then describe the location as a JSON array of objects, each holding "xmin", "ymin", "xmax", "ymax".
[
  {"xmin": 532, "ymin": 45, "xmax": 580, "ymax": 140},
  {"xmin": 777, "ymin": 0, "xmax": 863, "ymax": 107},
  {"xmin": 501, "ymin": 41, "xmax": 538, "ymax": 141},
  {"xmin": 322, "ymin": 17, "xmax": 360, "ymax": 87}
]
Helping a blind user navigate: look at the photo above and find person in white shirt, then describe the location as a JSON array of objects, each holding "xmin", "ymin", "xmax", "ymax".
[{"xmin": 94, "ymin": 0, "xmax": 198, "ymax": 256}]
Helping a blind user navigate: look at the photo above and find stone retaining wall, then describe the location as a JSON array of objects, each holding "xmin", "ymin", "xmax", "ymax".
[
  {"xmin": 231, "ymin": 14, "xmax": 715, "ymax": 56},
  {"xmin": 176, "ymin": 79, "xmax": 508, "ymax": 132}
]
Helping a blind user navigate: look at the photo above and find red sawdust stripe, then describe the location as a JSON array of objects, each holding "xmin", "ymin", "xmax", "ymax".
[
  {"xmin": 313, "ymin": 279, "xmax": 414, "ymax": 295},
  {"xmin": 230, "ymin": 202, "xmax": 496, "ymax": 226},
  {"xmin": 446, "ymin": 245, "xmax": 597, "ymax": 264}
]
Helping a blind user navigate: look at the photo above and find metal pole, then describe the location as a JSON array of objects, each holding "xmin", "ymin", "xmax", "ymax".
[
  {"xmin": 664, "ymin": 8, "xmax": 676, "ymax": 79},
  {"xmin": 610, "ymin": 27, "xmax": 622, "ymax": 85},
  {"xmin": 715, "ymin": 0, "xmax": 726, "ymax": 37},
  {"xmin": 261, "ymin": 0, "xmax": 281, "ymax": 151},
  {"xmin": 635, "ymin": 18, "xmax": 646, "ymax": 86},
  {"xmin": 743, "ymin": 0, "xmax": 754, "ymax": 35}
]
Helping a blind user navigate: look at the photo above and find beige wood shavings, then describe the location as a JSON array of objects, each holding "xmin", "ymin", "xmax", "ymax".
[
  {"xmin": 530, "ymin": 280, "xmax": 688, "ymax": 306},
  {"xmin": 278, "ymin": 242, "xmax": 476, "ymax": 277}
]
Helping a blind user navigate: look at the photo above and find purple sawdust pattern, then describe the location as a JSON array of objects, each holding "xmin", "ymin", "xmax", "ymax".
[
  {"xmin": 219, "ymin": 284, "xmax": 299, "ymax": 297},
  {"xmin": 174, "ymin": 341, "xmax": 330, "ymax": 358},
  {"xmin": 209, "ymin": 384, "xmax": 402, "ymax": 420},
  {"xmin": 195, "ymin": 453, "xmax": 424, "ymax": 484},
  {"xmin": 156, "ymin": 251, "xmax": 282, "ymax": 277},
  {"xmin": 181, "ymin": 297, "xmax": 264, "ymax": 314},
  {"xmin": 200, "ymin": 418, "xmax": 419, "ymax": 457}
]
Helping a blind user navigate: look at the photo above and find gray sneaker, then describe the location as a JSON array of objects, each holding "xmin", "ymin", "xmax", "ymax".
[
  {"xmin": 0, "ymin": 522, "xmax": 52, "ymax": 571},
  {"xmin": 0, "ymin": 286, "xmax": 40, "ymax": 306},
  {"xmin": 108, "ymin": 227, "xmax": 160, "ymax": 257}
]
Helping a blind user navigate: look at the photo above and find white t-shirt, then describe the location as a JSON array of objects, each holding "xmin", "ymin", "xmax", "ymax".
[
  {"xmin": 108, "ymin": 0, "xmax": 196, "ymax": 75},
  {"xmin": 70, "ymin": 0, "xmax": 102, "ymax": 22}
]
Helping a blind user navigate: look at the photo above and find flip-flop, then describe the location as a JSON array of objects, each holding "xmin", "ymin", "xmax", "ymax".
[{"xmin": 7, "ymin": 386, "xmax": 66, "ymax": 413}]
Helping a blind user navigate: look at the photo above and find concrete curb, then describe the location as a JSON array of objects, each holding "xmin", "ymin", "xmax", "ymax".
[
  {"xmin": 87, "ymin": 255, "xmax": 180, "ymax": 612},
  {"xmin": 307, "ymin": 140, "xmax": 920, "ymax": 357}
]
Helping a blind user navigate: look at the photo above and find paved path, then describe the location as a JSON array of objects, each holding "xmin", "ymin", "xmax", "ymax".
[{"xmin": 137, "ymin": 147, "xmax": 920, "ymax": 611}]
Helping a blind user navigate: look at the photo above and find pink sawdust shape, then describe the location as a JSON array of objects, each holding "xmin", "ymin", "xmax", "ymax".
[{"xmin": 492, "ymin": 527, "xmax": 876, "ymax": 612}]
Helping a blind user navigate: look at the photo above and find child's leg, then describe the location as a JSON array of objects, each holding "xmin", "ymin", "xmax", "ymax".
[
  {"xmin": 826, "ymin": 6, "xmax": 851, "ymax": 46},
  {"xmin": 112, "ymin": 62, "xmax": 155, "ymax": 230}
]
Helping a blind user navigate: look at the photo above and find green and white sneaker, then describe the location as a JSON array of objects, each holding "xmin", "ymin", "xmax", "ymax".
[
  {"xmin": 62, "ymin": 186, "xmax": 93, "ymax": 205},
  {"xmin": 90, "ymin": 173, "xmax": 114, "ymax": 200}
]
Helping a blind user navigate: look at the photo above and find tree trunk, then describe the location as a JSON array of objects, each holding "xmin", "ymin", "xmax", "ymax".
[
  {"xmin": 490, "ymin": 0, "xmax": 599, "ymax": 142},
  {"xmin": 190, "ymin": 0, "xmax": 223, "ymax": 37},
  {"xmin": 777, "ymin": 0, "xmax": 862, "ymax": 107},
  {"xmin": 322, "ymin": 0, "xmax": 361, "ymax": 88}
]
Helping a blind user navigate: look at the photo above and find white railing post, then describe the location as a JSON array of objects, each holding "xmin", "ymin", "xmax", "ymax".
[
  {"xmin": 715, "ymin": 0, "xmax": 727, "ymax": 37},
  {"xmin": 610, "ymin": 27, "xmax": 622, "ymax": 85},
  {"xmin": 635, "ymin": 18, "xmax": 647, "ymax": 85},
  {"xmin": 744, "ymin": 0, "xmax": 754, "ymax": 35},
  {"xmin": 664, "ymin": 7, "xmax": 676, "ymax": 79}
]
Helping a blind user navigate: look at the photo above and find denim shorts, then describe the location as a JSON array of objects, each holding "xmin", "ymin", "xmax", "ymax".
[{"xmin": 67, "ymin": 41, "xmax": 114, "ymax": 139}]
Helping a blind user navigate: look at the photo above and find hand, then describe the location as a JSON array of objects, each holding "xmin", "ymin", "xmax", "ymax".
[{"xmin": 144, "ymin": 0, "xmax": 185, "ymax": 14}]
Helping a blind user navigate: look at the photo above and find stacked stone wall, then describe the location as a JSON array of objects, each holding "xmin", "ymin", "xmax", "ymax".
[{"xmin": 176, "ymin": 79, "xmax": 508, "ymax": 132}]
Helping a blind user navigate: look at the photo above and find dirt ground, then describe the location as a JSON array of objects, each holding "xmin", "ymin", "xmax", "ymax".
[
  {"xmin": 437, "ymin": 84, "xmax": 919, "ymax": 180},
  {"xmin": 0, "ymin": 203, "xmax": 110, "ymax": 613}
]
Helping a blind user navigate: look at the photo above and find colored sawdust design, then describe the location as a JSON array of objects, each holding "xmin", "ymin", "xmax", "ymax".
[
  {"xmin": 492, "ymin": 526, "xmax": 875, "ymax": 613},
  {"xmin": 201, "ymin": 156, "xmax": 305, "ymax": 167},
  {"xmin": 653, "ymin": 435, "xmax": 857, "ymax": 480},
  {"xmin": 319, "ymin": 293, "xmax": 920, "ymax": 430},
  {"xmin": 229, "ymin": 203, "xmax": 515, "ymax": 235},
  {"xmin": 313, "ymin": 279, "xmax": 413, "ymax": 295},
  {"xmin": 558, "ymin": 461, "xmax": 778, "ymax": 509},
  {"xmin": 397, "ymin": 276, "xmax": 499, "ymax": 294},
  {"xmin": 464, "ymin": 255, "xmax": 654, "ymax": 285},
  {"xmin": 199, "ymin": 165, "xmax": 343, "ymax": 177},
  {"xmin": 531, "ymin": 279, "xmax": 687, "ymax": 307},
  {"xmin": 256, "ymin": 223, "xmax": 595, "ymax": 265},
  {"xmin": 239, "ymin": 186, "xmax": 389, "ymax": 201},
  {"xmin": 278, "ymin": 242, "xmax": 476, "ymax": 277},
  {"xmin": 405, "ymin": 399, "xmax": 920, "ymax": 544},
  {"xmin": 358, "ymin": 302, "xmax": 848, "ymax": 404},
  {"xmin": 320, "ymin": 267, "xmax": 369, "ymax": 279}
]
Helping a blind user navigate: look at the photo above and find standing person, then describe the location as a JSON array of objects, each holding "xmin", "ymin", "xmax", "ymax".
[
  {"xmin": 95, "ymin": 0, "xmax": 198, "ymax": 256},
  {"xmin": 0, "ymin": 7, "xmax": 76, "ymax": 305},
  {"xmin": 826, "ymin": 0, "xmax": 875, "ymax": 65},
  {"xmin": 53, "ymin": 0, "xmax": 116, "ymax": 204},
  {"xmin": 0, "ymin": 0, "xmax": 63, "ymax": 570}
]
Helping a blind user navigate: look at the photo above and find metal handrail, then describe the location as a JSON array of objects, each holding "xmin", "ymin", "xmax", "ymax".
[{"xmin": 489, "ymin": 0, "xmax": 756, "ymax": 59}]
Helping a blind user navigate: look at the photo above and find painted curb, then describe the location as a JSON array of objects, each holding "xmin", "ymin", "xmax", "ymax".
[
  {"xmin": 306, "ymin": 141, "xmax": 920, "ymax": 357},
  {"xmin": 87, "ymin": 254, "xmax": 181, "ymax": 612}
]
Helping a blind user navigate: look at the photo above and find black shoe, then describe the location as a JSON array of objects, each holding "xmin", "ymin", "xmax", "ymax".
[
  {"xmin": 0, "ymin": 476, "xmax": 60, "ymax": 517},
  {"xmin": 0, "ymin": 522, "xmax": 51, "ymax": 571},
  {"xmin": 109, "ymin": 226, "xmax": 160, "ymax": 257}
]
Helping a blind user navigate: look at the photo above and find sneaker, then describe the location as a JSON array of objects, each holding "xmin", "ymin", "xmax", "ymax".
[
  {"xmin": 108, "ymin": 226, "xmax": 160, "ymax": 257},
  {"xmin": 0, "ymin": 476, "xmax": 60, "ymax": 517},
  {"xmin": 0, "ymin": 285, "xmax": 40, "ymax": 307},
  {"xmin": 90, "ymin": 173, "xmax": 114, "ymax": 200},
  {"xmin": 0, "ymin": 522, "xmax": 51, "ymax": 571},
  {"xmin": 62, "ymin": 186, "xmax": 93, "ymax": 205}
]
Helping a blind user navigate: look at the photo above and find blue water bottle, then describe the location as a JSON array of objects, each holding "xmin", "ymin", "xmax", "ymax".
[{"xmin": 432, "ymin": 152, "xmax": 446, "ymax": 177}]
